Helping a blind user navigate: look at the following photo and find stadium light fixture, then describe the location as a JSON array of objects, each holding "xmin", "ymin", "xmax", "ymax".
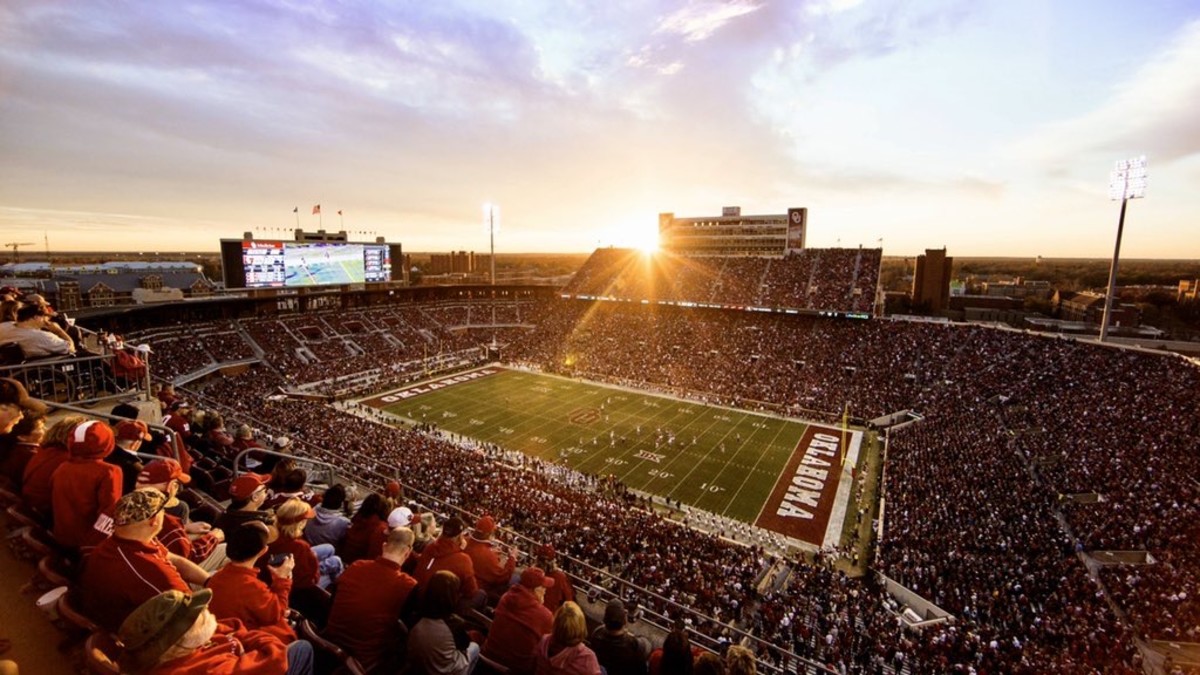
[
  {"xmin": 483, "ymin": 202, "xmax": 500, "ymax": 349},
  {"xmin": 1099, "ymin": 156, "xmax": 1147, "ymax": 342}
]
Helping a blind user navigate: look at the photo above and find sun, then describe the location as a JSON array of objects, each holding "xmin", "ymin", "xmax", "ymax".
[{"xmin": 614, "ymin": 224, "xmax": 659, "ymax": 254}]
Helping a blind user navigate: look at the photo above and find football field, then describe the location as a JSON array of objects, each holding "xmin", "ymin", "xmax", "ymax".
[{"xmin": 359, "ymin": 367, "xmax": 862, "ymax": 547}]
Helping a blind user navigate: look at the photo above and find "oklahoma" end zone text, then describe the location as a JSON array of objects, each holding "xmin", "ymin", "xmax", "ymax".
[
  {"xmin": 776, "ymin": 433, "xmax": 840, "ymax": 519},
  {"xmin": 378, "ymin": 369, "xmax": 499, "ymax": 402}
]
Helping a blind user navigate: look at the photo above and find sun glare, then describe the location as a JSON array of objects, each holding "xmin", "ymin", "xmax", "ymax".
[{"xmin": 627, "ymin": 227, "xmax": 660, "ymax": 254}]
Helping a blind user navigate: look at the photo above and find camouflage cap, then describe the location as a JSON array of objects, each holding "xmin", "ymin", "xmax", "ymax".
[
  {"xmin": 114, "ymin": 488, "xmax": 168, "ymax": 527},
  {"xmin": 119, "ymin": 589, "xmax": 212, "ymax": 672}
]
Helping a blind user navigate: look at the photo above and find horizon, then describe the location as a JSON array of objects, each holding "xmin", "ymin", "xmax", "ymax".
[
  {"xmin": 2, "ymin": 1, "xmax": 1198, "ymax": 258},
  {"xmin": 5, "ymin": 249, "xmax": 1199, "ymax": 265}
]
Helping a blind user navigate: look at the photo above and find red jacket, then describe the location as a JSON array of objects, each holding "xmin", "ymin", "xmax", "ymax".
[
  {"xmin": 412, "ymin": 536, "xmax": 478, "ymax": 602},
  {"xmin": 148, "ymin": 619, "xmax": 289, "ymax": 675},
  {"xmin": 339, "ymin": 515, "xmax": 388, "ymax": 564},
  {"xmin": 263, "ymin": 534, "xmax": 319, "ymax": 590},
  {"xmin": 157, "ymin": 512, "xmax": 221, "ymax": 564},
  {"xmin": 465, "ymin": 537, "xmax": 515, "ymax": 592},
  {"xmin": 50, "ymin": 455, "xmax": 123, "ymax": 549},
  {"xmin": 542, "ymin": 569, "xmax": 575, "ymax": 613},
  {"xmin": 207, "ymin": 563, "xmax": 295, "ymax": 644},
  {"xmin": 0, "ymin": 441, "xmax": 38, "ymax": 488},
  {"xmin": 163, "ymin": 412, "xmax": 192, "ymax": 443},
  {"xmin": 483, "ymin": 585, "xmax": 554, "ymax": 675},
  {"xmin": 21, "ymin": 441, "xmax": 69, "ymax": 519},
  {"xmin": 77, "ymin": 535, "xmax": 190, "ymax": 633},
  {"xmin": 324, "ymin": 556, "xmax": 417, "ymax": 669}
]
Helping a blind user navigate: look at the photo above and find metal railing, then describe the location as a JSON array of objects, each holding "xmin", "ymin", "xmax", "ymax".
[
  {"xmin": 230, "ymin": 447, "xmax": 349, "ymax": 490},
  {"xmin": 0, "ymin": 352, "xmax": 142, "ymax": 407},
  {"xmin": 49, "ymin": 401, "xmax": 182, "ymax": 465}
]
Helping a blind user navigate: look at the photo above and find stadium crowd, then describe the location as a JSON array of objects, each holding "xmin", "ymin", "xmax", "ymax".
[
  {"xmin": 3, "ymin": 270, "xmax": 1198, "ymax": 674},
  {"xmin": 560, "ymin": 247, "xmax": 882, "ymax": 315}
]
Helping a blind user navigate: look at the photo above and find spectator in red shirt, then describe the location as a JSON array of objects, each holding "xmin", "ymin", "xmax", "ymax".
[
  {"xmin": 207, "ymin": 522, "xmax": 296, "ymax": 644},
  {"xmin": 324, "ymin": 527, "xmax": 418, "ymax": 672},
  {"xmin": 339, "ymin": 491, "xmax": 391, "ymax": 564},
  {"xmin": 412, "ymin": 516, "xmax": 483, "ymax": 611},
  {"xmin": 162, "ymin": 400, "xmax": 194, "ymax": 448},
  {"xmin": 465, "ymin": 514, "xmax": 516, "ymax": 602},
  {"xmin": 483, "ymin": 567, "xmax": 556, "ymax": 675},
  {"xmin": 137, "ymin": 459, "xmax": 226, "ymax": 571},
  {"xmin": 21, "ymin": 414, "xmax": 85, "ymax": 521},
  {"xmin": 155, "ymin": 383, "xmax": 180, "ymax": 413},
  {"xmin": 76, "ymin": 488, "xmax": 210, "ymax": 633},
  {"xmin": 117, "ymin": 589, "xmax": 312, "ymax": 675},
  {"xmin": 535, "ymin": 545, "xmax": 575, "ymax": 614},
  {"xmin": 0, "ymin": 406, "xmax": 46, "ymax": 488},
  {"xmin": 202, "ymin": 412, "xmax": 236, "ymax": 461},
  {"xmin": 50, "ymin": 420, "xmax": 123, "ymax": 549},
  {"xmin": 267, "ymin": 498, "xmax": 343, "ymax": 590}
]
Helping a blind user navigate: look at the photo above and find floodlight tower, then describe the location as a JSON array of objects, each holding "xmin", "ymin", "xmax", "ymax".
[
  {"xmin": 1099, "ymin": 156, "xmax": 1147, "ymax": 342},
  {"xmin": 483, "ymin": 203, "xmax": 500, "ymax": 350}
]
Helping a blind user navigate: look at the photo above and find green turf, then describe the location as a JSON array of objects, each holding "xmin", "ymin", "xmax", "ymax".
[{"xmin": 381, "ymin": 368, "xmax": 809, "ymax": 523}]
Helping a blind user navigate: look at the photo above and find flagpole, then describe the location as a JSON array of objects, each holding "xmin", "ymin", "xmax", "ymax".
[
  {"xmin": 294, "ymin": 207, "xmax": 299, "ymax": 230},
  {"xmin": 841, "ymin": 402, "xmax": 849, "ymax": 468},
  {"xmin": 338, "ymin": 211, "xmax": 344, "ymax": 230}
]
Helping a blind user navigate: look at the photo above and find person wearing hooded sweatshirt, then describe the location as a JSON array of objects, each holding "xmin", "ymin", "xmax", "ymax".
[
  {"xmin": 534, "ymin": 602, "xmax": 602, "ymax": 675},
  {"xmin": 411, "ymin": 517, "xmax": 482, "ymax": 610},
  {"xmin": 304, "ymin": 483, "xmax": 351, "ymax": 548},
  {"xmin": 482, "ymin": 567, "xmax": 556, "ymax": 675},
  {"xmin": 22, "ymin": 414, "xmax": 87, "ymax": 521},
  {"xmin": 50, "ymin": 420, "xmax": 123, "ymax": 549}
]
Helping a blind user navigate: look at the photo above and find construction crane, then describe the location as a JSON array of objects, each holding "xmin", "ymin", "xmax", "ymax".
[{"xmin": 5, "ymin": 242, "xmax": 35, "ymax": 264}]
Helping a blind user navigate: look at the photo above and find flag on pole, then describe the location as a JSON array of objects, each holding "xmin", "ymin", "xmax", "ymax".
[
  {"xmin": 312, "ymin": 204, "xmax": 321, "ymax": 215},
  {"xmin": 841, "ymin": 402, "xmax": 850, "ymax": 468},
  {"xmin": 292, "ymin": 206, "xmax": 298, "ymax": 214},
  {"xmin": 337, "ymin": 210, "xmax": 343, "ymax": 216}
]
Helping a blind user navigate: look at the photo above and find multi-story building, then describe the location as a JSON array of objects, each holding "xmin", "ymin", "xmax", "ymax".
[
  {"xmin": 428, "ymin": 251, "xmax": 492, "ymax": 276},
  {"xmin": 911, "ymin": 248, "xmax": 953, "ymax": 313},
  {"xmin": 1179, "ymin": 279, "xmax": 1199, "ymax": 302},
  {"xmin": 658, "ymin": 206, "xmax": 807, "ymax": 257}
]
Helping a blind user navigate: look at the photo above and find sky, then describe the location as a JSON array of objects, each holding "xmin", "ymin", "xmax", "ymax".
[{"xmin": 1, "ymin": 0, "xmax": 1198, "ymax": 258}]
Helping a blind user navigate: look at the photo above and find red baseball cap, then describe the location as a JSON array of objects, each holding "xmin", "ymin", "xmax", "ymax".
[
  {"xmin": 138, "ymin": 459, "xmax": 191, "ymax": 486},
  {"xmin": 68, "ymin": 420, "xmax": 116, "ymax": 459},
  {"xmin": 519, "ymin": 567, "xmax": 555, "ymax": 590},
  {"xmin": 228, "ymin": 473, "xmax": 270, "ymax": 500},
  {"xmin": 474, "ymin": 515, "xmax": 496, "ymax": 535},
  {"xmin": 116, "ymin": 420, "xmax": 153, "ymax": 442}
]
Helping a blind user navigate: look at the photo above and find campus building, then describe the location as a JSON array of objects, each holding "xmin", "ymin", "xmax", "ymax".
[{"xmin": 658, "ymin": 206, "xmax": 808, "ymax": 257}]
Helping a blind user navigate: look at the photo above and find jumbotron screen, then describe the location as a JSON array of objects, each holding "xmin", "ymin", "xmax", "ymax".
[{"xmin": 221, "ymin": 240, "xmax": 401, "ymax": 288}]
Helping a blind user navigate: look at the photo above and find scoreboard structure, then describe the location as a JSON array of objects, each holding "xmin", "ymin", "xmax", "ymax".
[{"xmin": 221, "ymin": 235, "xmax": 403, "ymax": 289}]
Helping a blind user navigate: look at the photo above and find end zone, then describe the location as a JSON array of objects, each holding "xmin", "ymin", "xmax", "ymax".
[
  {"xmin": 358, "ymin": 366, "xmax": 504, "ymax": 408},
  {"xmin": 754, "ymin": 424, "xmax": 862, "ymax": 548}
]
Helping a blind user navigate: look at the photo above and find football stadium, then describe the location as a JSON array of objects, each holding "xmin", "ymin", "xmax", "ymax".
[{"xmin": 2, "ymin": 233, "xmax": 1197, "ymax": 675}]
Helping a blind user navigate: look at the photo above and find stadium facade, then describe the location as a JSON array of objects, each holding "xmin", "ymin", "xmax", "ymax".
[{"xmin": 658, "ymin": 205, "xmax": 808, "ymax": 257}]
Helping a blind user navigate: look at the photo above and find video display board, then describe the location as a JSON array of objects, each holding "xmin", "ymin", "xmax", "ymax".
[{"xmin": 224, "ymin": 240, "xmax": 394, "ymax": 288}]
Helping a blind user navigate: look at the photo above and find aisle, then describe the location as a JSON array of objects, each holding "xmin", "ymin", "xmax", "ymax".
[{"xmin": 0, "ymin": 543, "xmax": 76, "ymax": 674}]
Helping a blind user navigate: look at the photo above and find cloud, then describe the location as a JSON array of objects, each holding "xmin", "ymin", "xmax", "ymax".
[
  {"xmin": 1012, "ymin": 19, "xmax": 1200, "ymax": 171},
  {"xmin": 655, "ymin": 1, "xmax": 762, "ymax": 42}
]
